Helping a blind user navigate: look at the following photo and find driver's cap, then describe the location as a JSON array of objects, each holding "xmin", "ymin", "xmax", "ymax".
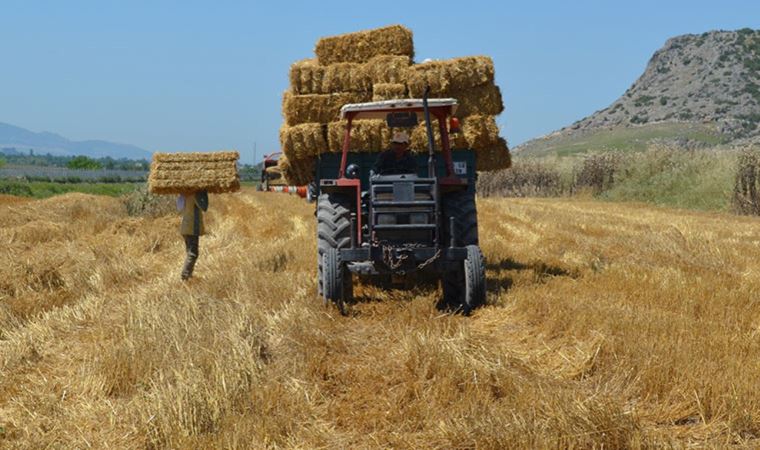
[{"xmin": 391, "ymin": 131, "xmax": 410, "ymax": 144}]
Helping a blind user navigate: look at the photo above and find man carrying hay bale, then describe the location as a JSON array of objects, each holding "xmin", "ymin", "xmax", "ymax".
[
  {"xmin": 148, "ymin": 150, "xmax": 240, "ymax": 281},
  {"xmin": 373, "ymin": 131, "xmax": 417, "ymax": 175},
  {"xmin": 177, "ymin": 190, "xmax": 208, "ymax": 281}
]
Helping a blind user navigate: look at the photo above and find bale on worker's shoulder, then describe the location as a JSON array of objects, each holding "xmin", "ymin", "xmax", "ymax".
[
  {"xmin": 315, "ymin": 25, "xmax": 414, "ymax": 65},
  {"xmin": 280, "ymin": 123, "xmax": 329, "ymax": 161},
  {"xmin": 149, "ymin": 151, "xmax": 240, "ymax": 195},
  {"xmin": 282, "ymin": 91, "xmax": 371, "ymax": 126}
]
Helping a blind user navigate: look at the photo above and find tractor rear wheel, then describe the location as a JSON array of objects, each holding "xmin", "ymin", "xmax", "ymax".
[
  {"xmin": 317, "ymin": 193, "xmax": 352, "ymax": 296},
  {"xmin": 463, "ymin": 245, "xmax": 486, "ymax": 314},
  {"xmin": 441, "ymin": 190, "xmax": 478, "ymax": 247},
  {"xmin": 440, "ymin": 245, "xmax": 486, "ymax": 315},
  {"xmin": 323, "ymin": 248, "xmax": 350, "ymax": 315}
]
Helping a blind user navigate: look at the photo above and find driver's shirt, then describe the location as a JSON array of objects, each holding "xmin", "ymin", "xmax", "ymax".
[{"xmin": 373, "ymin": 149, "xmax": 418, "ymax": 175}]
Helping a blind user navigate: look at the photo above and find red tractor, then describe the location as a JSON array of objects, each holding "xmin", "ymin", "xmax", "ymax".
[{"xmin": 316, "ymin": 90, "xmax": 485, "ymax": 314}]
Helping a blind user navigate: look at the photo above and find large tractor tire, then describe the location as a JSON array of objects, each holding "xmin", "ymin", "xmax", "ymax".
[
  {"xmin": 441, "ymin": 190, "xmax": 478, "ymax": 247},
  {"xmin": 463, "ymin": 245, "xmax": 486, "ymax": 314},
  {"xmin": 441, "ymin": 245, "xmax": 486, "ymax": 315},
  {"xmin": 322, "ymin": 248, "xmax": 349, "ymax": 315},
  {"xmin": 317, "ymin": 193, "xmax": 352, "ymax": 297}
]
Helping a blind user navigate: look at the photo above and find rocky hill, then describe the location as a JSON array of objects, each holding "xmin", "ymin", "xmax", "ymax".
[{"xmin": 518, "ymin": 29, "xmax": 760, "ymax": 155}]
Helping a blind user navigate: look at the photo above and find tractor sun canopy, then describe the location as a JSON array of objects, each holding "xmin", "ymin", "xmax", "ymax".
[{"xmin": 339, "ymin": 98, "xmax": 458, "ymax": 120}]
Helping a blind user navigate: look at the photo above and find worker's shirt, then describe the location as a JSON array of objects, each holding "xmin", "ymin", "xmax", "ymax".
[
  {"xmin": 178, "ymin": 192, "xmax": 208, "ymax": 236},
  {"xmin": 373, "ymin": 149, "xmax": 418, "ymax": 175}
]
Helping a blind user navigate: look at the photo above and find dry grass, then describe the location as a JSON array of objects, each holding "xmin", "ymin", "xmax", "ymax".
[
  {"xmin": 149, "ymin": 151, "xmax": 240, "ymax": 195},
  {"xmin": 4, "ymin": 189, "xmax": 758, "ymax": 448}
]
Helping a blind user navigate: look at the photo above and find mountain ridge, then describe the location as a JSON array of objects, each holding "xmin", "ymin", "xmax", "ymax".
[{"xmin": 0, "ymin": 122, "xmax": 152, "ymax": 160}]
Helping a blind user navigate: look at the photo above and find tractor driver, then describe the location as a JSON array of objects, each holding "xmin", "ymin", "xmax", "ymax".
[{"xmin": 372, "ymin": 131, "xmax": 417, "ymax": 176}]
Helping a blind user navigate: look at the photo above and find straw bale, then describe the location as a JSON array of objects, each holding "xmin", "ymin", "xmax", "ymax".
[
  {"xmin": 280, "ymin": 154, "xmax": 316, "ymax": 186},
  {"xmin": 327, "ymin": 120, "xmax": 393, "ymax": 152},
  {"xmin": 408, "ymin": 115, "xmax": 501, "ymax": 152},
  {"xmin": 289, "ymin": 59, "xmax": 371, "ymax": 94},
  {"xmin": 372, "ymin": 83, "xmax": 408, "ymax": 101},
  {"xmin": 315, "ymin": 25, "xmax": 414, "ymax": 65},
  {"xmin": 152, "ymin": 151, "xmax": 240, "ymax": 163},
  {"xmin": 282, "ymin": 91, "xmax": 371, "ymax": 126},
  {"xmin": 452, "ymin": 84, "xmax": 504, "ymax": 117},
  {"xmin": 461, "ymin": 115, "xmax": 501, "ymax": 150},
  {"xmin": 149, "ymin": 151, "xmax": 240, "ymax": 195},
  {"xmin": 362, "ymin": 55, "xmax": 411, "ymax": 84},
  {"xmin": 289, "ymin": 59, "xmax": 324, "ymax": 95},
  {"xmin": 407, "ymin": 56, "xmax": 495, "ymax": 94},
  {"xmin": 280, "ymin": 123, "xmax": 328, "ymax": 161},
  {"xmin": 476, "ymin": 137, "xmax": 511, "ymax": 171}
]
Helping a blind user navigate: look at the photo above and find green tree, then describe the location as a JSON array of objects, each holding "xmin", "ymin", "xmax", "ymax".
[
  {"xmin": 66, "ymin": 155, "xmax": 102, "ymax": 170},
  {"xmin": 0, "ymin": 157, "xmax": 5, "ymax": 168}
]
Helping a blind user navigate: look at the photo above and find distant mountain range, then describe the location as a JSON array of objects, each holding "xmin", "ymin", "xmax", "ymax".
[
  {"xmin": 0, "ymin": 122, "xmax": 152, "ymax": 160},
  {"xmin": 517, "ymin": 28, "xmax": 760, "ymax": 155}
]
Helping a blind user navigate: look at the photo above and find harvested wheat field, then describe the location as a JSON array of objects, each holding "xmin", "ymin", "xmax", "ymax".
[{"xmin": 2, "ymin": 190, "xmax": 760, "ymax": 448}]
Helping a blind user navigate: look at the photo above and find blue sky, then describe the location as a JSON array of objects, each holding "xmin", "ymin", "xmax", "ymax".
[{"xmin": 1, "ymin": 0, "xmax": 759, "ymax": 163}]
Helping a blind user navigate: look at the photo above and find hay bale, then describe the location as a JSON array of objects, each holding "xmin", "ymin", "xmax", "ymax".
[
  {"xmin": 289, "ymin": 59, "xmax": 371, "ymax": 94},
  {"xmin": 280, "ymin": 123, "xmax": 328, "ymax": 161},
  {"xmin": 461, "ymin": 115, "xmax": 501, "ymax": 150},
  {"xmin": 327, "ymin": 120, "xmax": 393, "ymax": 152},
  {"xmin": 149, "ymin": 151, "xmax": 240, "ymax": 195},
  {"xmin": 407, "ymin": 56, "xmax": 495, "ymax": 95},
  {"xmin": 372, "ymin": 83, "xmax": 408, "ymax": 101},
  {"xmin": 315, "ymin": 25, "xmax": 414, "ymax": 65},
  {"xmin": 409, "ymin": 121, "xmax": 468, "ymax": 152},
  {"xmin": 476, "ymin": 137, "xmax": 511, "ymax": 171},
  {"xmin": 280, "ymin": 154, "xmax": 316, "ymax": 186},
  {"xmin": 452, "ymin": 84, "xmax": 504, "ymax": 117},
  {"xmin": 282, "ymin": 91, "xmax": 371, "ymax": 126},
  {"xmin": 362, "ymin": 55, "xmax": 411, "ymax": 84},
  {"xmin": 289, "ymin": 59, "xmax": 324, "ymax": 95},
  {"xmin": 409, "ymin": 115, "xmax": 499, "ymax": 152}
]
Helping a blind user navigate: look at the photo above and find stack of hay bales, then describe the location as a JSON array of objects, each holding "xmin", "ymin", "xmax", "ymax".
[
  {"xmin": 279, "ymin": 25, "xmax": 510, "ymax": 184},
  {"xmin": 149, "ymin": 151, "xmax": 240, "ymax": 195}
]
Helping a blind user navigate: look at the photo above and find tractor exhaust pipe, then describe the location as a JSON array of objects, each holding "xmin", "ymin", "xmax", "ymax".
[
  {"xmin": 423, "ymin": 86, "xmax": 436, "ymax": 178},
  {"xmin": 350, "ymin": 213, "xmax": 357, "ymax": 249}
]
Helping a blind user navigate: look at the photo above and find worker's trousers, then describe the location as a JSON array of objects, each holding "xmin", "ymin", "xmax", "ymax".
[{"xmin": 182, "ymin": 235, "xmax": 199, "ymax": 280}]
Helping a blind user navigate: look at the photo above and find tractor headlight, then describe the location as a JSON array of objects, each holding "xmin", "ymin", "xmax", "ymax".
[
  {"xmin": 410, "ymin": 212, "xmax": 428, "ymax": 224},
  {"xmin": 378, "ymin": 214, "xmax": 397, "ymax": 225}
]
